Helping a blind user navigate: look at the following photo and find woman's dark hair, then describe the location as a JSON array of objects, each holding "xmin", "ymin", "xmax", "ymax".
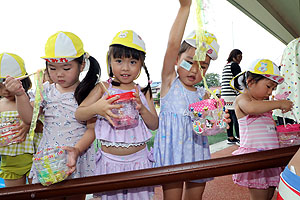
[
  {"xmin": 233, "ymin": 71, "xmax": 265, "ymax": 91},
  {"xmin": 107, "ymin": 44, "xmax": 152, "ymax": 98},
  {"xmin": 74, "ymin": 54, "xmax": 101, "ymax": 104},
  {"xmin": 227, "ymin": 49, "xmax": 242, "ymax": 62}
]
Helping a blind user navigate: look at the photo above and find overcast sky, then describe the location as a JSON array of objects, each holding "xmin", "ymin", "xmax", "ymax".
[{"xmin": 0, "ymin": 0, "xmax": 286, "ymax": 86}]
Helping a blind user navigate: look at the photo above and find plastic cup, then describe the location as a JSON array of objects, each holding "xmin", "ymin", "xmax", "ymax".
[
  {"xmin": 33, "ymin": 146, "xmax": 68, "ymax": 186},
  {"xmin": 108, "ymin": 92, "xmax": 139, "ymax": 128}
]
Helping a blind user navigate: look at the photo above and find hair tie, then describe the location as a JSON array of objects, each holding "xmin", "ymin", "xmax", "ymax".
[
  {"xmin": 107, "ymin": 77, "xmax": 112, "ymax": 83},
  {"xmin": 82, "ymin": 52, "xmax": 90, "ymax": 72},
  {"xmin": 84, "ymin": 52, "xmax": 90, "ymax": 59},
  {"xmin": 148, "ymin": 80, "xmax": 152, "ymax": 85}
]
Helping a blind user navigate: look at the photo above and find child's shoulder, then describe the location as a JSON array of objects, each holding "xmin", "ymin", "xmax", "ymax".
[
  {"xmin": 235, "ymin": 93, "xmax": 251, "ymax": 105},
  {"xmin": 0, "ymin": 98, "xmax": 16, "ymax": 112},
  {"xmin": 236, "ymin": 93, "xmax": 246, "ymax": 100},
  {"xmin": 0, "ymin": 98, "xmax": 5, "ymax": 111}
]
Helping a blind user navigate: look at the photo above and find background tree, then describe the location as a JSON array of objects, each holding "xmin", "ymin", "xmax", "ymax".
[{"xmin": 195, "ymin": 72, "xmax": 221, "ymax": 88}]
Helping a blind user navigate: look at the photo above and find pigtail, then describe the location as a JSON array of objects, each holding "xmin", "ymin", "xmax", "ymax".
[
  {"xmin": 21, "ymin": 75, "xmax": 32, "ymax": 93},
  {"xmin": 141, "ymin": 63, "xmax": 153, "ymax": 99},
  {"xmin": 75, "ymin": 55, "xmax": 101, "ymax": 105},
  {"xmin": 233, "ymin": 72, "xmax": 246, "ymax": 92},
  {"xmin": 233, "ymin": 71, "xmax": 265, "ymax": 93}
]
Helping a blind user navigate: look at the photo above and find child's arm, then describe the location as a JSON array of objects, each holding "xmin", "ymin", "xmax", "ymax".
[
  {"xmin": 160, "ymin": 0, "xmax": 192, "ymax": 98},
  {"xmin": 236, "ymin": 94, "xmax": 293, "ymax": 116},
  {"xmin": 5, "ymin": 76, "xmax": 35, "ymax": 124},
  {"xmin": 11, "ymin": 121, "xmax": 29, "ymax": 143},
  {"xmin": 134, "ymin": 86, "xmax": 158, "ymax": 130},
  {"xmin": 288, "ymin": 147, "xmax": 300, "ymax": 175},
  {"xmin": 75, "ymin": 82, "xmax": 121, "ymax": 125},
  {"xmin": 64, "ymin": 118, "xmax": 96, "ymax": 175}
]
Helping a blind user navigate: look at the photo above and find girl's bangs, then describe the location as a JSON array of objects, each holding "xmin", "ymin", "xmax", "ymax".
[{"xmin": 111, "ymin": 45, "xmax": 142, "ymax": 60}]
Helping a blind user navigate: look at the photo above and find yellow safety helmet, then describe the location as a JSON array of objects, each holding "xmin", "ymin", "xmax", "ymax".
[
  {"xmin": 230, "ymin": 59, "xmax": 284, "ymax": 93},
  {"xmin": 41, "ymin": 31, "xmax": 85, "ymax": 63},
  {"xmin": 110, "ymin": 30, "xmax": 146, "ymax": 53},
  {"xmin": 107, "ymin": 30, "xmax": 146, "ymax": 77},
  {"xmin": 184, "ymin": 30, "xmax": 220, "ymax": 60},
  {"xmin": 0, "ymin": 52, "xmax": 26, "ymax": 79}
]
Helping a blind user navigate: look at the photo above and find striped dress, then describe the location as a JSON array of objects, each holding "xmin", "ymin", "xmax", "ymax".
[{"xmin": 232, "ymin": 111, "xmax": 282, "ymax": 189}]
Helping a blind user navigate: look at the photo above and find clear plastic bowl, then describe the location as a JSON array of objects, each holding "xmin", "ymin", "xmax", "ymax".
[
  {"xmin": 108, "ymin": 92, "xmax": 139, "ymax": 128},
  {"xmin": 276, "ymin": 124, "xmax": 300, "ymax": 147}
]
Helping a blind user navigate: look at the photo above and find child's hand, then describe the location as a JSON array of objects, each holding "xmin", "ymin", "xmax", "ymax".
[
  {"xmin": 224, "ymin": 109, "xmax": 231, "ymax": 129},
  {"xmin": 279, "ymin": 100, "xmax": 294, "ymax": 113},
  {"xmin": 12, "ymin": 121, "xmax": 29, "ymax": 143},
  {"xmin": 63, "ymin": 146, "xmax": 81, "ymax": 176},
  {"xmin": 4, "ymin": 75, "xmax": 25, "ymax": 96},
  {"xmin": 180, "ymin": 0, "xmax": 192, "ymax": 7},
  {"xmin": 93, "ymin": 94, "xmax": 122, "ymax": 126},
  {"xmin": 134, "ymin": 85, "xmax": 146, "ymax": 113}
]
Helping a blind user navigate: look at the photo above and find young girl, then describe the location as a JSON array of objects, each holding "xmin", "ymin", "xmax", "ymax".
[
  {"xmin": 0, "ymin": 52, "xmax": 42, "ymax": 187},
  {"xmin": 231, "ymin": 59, "xmax": 293, "ymax": 200},
  {"xmin": 75, "ymin": 30, "xmax": 158, "ymax": 199},
  {"xmin": 5, "ymin": 31, "xmax": 100, "ymax": 200},
  {"xmin": 153, "ymin": 0, "xmax": 222, "ymax": 199}
]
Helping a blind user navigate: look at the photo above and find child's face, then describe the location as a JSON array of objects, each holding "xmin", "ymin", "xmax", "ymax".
[
  {"xmin": 0, "ymin": 82, "xmax": 15, "ymax": 101},
  {"xmin": 248, "ymin": 78, "xmax": 277, "ymax": 100},
  {"xmin": 177, "ymin": 47, "xmax": 211, "ymax": 88},
  {"xmin": 110, "ymin": 55, "xmax": 142, "ymax": 85},
  {"xmin": 47, "ymin": 60, "xmax": 83, "ymax": 89}
]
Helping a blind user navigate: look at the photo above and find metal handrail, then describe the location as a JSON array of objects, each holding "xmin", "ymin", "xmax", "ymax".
[{"xmin": 0, "ymin": 145, "xmax": 299, "ymax": 200}]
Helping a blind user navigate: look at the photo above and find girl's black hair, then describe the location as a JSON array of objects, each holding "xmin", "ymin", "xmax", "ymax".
[
  {"xmin": 107, "ymin": 45, "xmax": 152, "ymax": 98},
  {"xmin": 44, "ymin": 63, "xmax": 54, "ymax": 83},
  {"xmin": 227, "ymin": 49, "xmax": 242, "ymax": 62},
  {"xmin": 21, "ymin": 76, "xmax": 32, "ymax": 93},
  {"xmin": 74, "ymin": 54, "xmax": 101, "ymax": 105},
  {"xmin": 233, "ymin": 71, "xmax": 265, "ymax": 91}
]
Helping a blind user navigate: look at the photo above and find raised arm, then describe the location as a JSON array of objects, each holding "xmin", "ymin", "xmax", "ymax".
[
  {"xmin": 160, "ymin": 0, "xmax": 192, "ymax": 97},
  {"xmin": 5, "ymin": 76, "xmax": 34, "ymax": 124}
]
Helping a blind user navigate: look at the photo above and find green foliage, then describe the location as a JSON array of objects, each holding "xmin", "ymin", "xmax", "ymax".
[{"xmin": 195, "ymin": 73, "xmax": 220, "ymax": 88}]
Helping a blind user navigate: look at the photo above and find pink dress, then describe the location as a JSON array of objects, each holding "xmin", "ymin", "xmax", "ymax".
[
  {"xmin": 29, "ymin": 82, "xmax": 95, "ymax": 183},
  {"xmin": 232, "ymin": 111, "xmax": 282, "ymax": 189}
]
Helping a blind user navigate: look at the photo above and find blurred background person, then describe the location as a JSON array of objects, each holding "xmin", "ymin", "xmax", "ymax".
[{"xmin": 221, "ymin": 49, "xmax": 242, "ymax": 145}]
